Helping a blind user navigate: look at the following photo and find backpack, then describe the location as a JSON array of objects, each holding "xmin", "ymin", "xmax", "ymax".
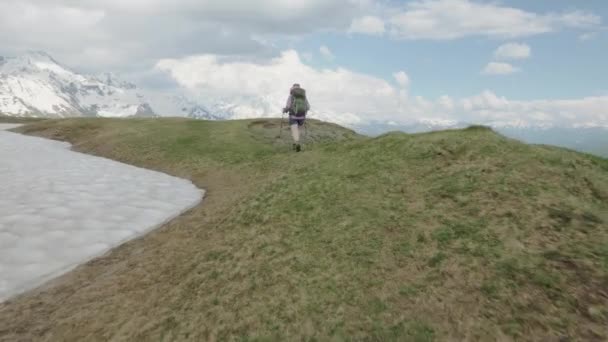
[{"xmin": 290, "ymin": 88, "xmax": 307, "ymax": 116}]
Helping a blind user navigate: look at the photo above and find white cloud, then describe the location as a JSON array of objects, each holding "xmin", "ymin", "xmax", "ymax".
[
  {"xmin": 438, "ymin": 95, "xmax": 454, "ymax": 110},
  {"xmin": 494, "ymin": 43, "xmax": 531, "ymax": 60},
  {"xmin": 320, "ymin": 45, "xmax": 335, "ymax": 60},
  {"xmin": 156, "ymin": 50, "xmax": 608, "ymax": 129},
  {"xmin": 0, "ymin": 0, "xmax": 602, "ymax": 74},
  {"xmin": 386, "ymin": 0, "xmax": 600, "ymax": 40},
  {"xmin": 393, "ymin": 71, "xmax": 410, "ymax": 88},
  {"xmin": 482, "ymin": 62, "xmax": 519, "ymax": 75},
  {"xmin": 457, "ymin": 91, "xmax": 608, "ymax": 128},
  {"xmin": 0, "ymin": 1, "xmax": 106, "ymax": 54},
  {"xmin": 0, "ymin": 0, "xmax": 366, "ymax": 72},
  {"xmin": 0, "ymin": 1, "xmax": 106, "ymax": 31},
  {"xmin": 156, "ymin": 50, "xmax": 401, "ymax": 126},
  {"xmin": 579, "ymin": 32, "xmax": 598, "ymax": 41},
  {"xmin": 349, "ymin": 16, "xmax": 386, "ymax": 35},
  {"xmin": 558, "ymin": 11, "xmax": 603, "ymax": 28}
]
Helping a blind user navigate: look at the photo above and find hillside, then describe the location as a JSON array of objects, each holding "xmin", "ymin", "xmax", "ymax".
[{"xmin": 1, "ymin": 118, "xmax": 607, "ymax": 341}]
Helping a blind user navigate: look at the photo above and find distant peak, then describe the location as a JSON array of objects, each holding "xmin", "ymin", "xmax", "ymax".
[
  {"xmin": 96, "ymin": 72, "xmax": 136, "ymax": 89},
  {"xmin": 22, "ymin": 50, "xmax": 59, "ymax": 63},
  {"xmin": 25, "ymin": 50, "xmax": 52, "ymax": 57},
  {"xmin": 0, "ymin": 50, "xmax": 67, "ymax": 74}
]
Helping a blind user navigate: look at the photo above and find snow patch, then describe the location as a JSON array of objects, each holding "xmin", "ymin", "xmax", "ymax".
[
  {"xmin": 0, "ymin": 130, "xmax": 204, "ymax": 302},
  {"xmin": 33, "ymin": 62, "xmax": 71, "ymax": 77},
  {"xmin": 97, "ymin": 104, "xmax": 139, "ymax": 117},
  {"xmin": 3, "ymin": 75, "xmax": 73, "ymax": 114}
]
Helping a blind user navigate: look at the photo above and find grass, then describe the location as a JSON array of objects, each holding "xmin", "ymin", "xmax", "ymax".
[{"xmin": 1, "ymin": 117, "xmax": 607, "ymax": 341}]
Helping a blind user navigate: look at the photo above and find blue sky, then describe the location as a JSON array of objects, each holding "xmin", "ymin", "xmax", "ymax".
[{"xmin": 290, "ymin": 1, "xmax": 607, "ymax": 101}]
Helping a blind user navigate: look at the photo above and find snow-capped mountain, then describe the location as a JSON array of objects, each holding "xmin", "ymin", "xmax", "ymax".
[
  {"xmin": 0, "ymin": 51, "xmax": 155, "ymax": 118},
  {"xmin": 0, "ymin": 51, "xmax": 248, "ymax": 120},
  {"xmin": 147, "ymin": 94, "xmax": 226, "ymax": 120}
]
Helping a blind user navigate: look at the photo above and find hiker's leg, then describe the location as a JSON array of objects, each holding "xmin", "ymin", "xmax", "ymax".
[
  {"xmin": 290, "ymin": 124, "xmax": 300, "ymax": 143},
  {"xmin": 299, "ymin": 120, "xmax": 306, "ymax": 140}
]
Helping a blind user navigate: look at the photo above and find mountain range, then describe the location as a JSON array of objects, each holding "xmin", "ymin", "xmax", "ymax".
[
  {"xmin": 1, "ymin": 51, "xmax": 606, "ymax": 157},
  {"xmin": 0, "ymin": 51, "xmax": 225, "ymax": 120},
  {"xmin": 1, "ymin": 51, "xmax": 147, "ymax": 117}
]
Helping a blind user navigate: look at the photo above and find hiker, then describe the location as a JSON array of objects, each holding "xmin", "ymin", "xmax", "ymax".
[{"xmin": 283, "ymin": 83, "xmax": 310, "ymax": 152}]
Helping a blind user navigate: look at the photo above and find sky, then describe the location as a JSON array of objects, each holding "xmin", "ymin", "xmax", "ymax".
[{"xmin": 1, "ymin": 0, "xmax": 607, "ymax": 127}]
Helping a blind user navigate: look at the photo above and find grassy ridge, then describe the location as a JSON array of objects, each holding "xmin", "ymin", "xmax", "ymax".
[{"xmin": 1, "ymin": 118, "xmax": 607, "ymax": 341}]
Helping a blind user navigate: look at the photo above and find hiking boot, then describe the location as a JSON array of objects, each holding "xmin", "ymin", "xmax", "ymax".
[{"xmin": 295, "ymin": 144, "xmax": 301, "ymax": 152}]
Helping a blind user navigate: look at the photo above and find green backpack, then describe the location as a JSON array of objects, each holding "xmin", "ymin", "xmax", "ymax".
[{"xmin": 290, "ymin": 88, "xmax": 308, "ymax": 116}]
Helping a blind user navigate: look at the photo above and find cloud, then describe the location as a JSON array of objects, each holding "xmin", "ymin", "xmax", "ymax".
[
  {"xmin": 320, "ymin": 46, "xmax": 335, "ymax": 60},
  {"xmin": 579, "ymin": 32, "xmax": 598, "ymax": 41},
  {"xmin": 349, "ymin": 16, "xmax": 386, "ymax": 35},
  {"xmin": 438, "ymin": 95, "xmax": 455, "ymax": 110},
  {"xmin": 393, "ymin": 71, "xmax": 410, "ymax": 88},
  {"xmin": 0, "ymin": 1, "xmax": 106, "ymax": 58},
  {"xmin": 457, "ymin": 91, "xmax": 608, "ymax": 128},
  {"xmin": 482, "ymin": 62, "xmax": 519, "ymax": 75},
  {"xmin": 0, "ymin": 0, "xmax": 366, "ymax": 72},
  {"xmin": 386, "ymin": 0, "xmax": 600, "ymax": 40},
  {"xmin": 494, "ymin": 43, "xmax": 531, "ymax": 60},
  {"xmin": 156, "ymin": 50, "xmax": 608, "ymax": 129},
  {"xmin": 0, "ymin": 0, "xmax": 601, "ymax": 74},
  {"xmin": 156, "ymin": 50, "xmax": 402, "ymax": 126}
]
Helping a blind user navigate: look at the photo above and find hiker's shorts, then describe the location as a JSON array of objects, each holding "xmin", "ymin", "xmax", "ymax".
[{"xmin": 289, "ymin": 115, "xmax": 305, "ymax": 126}]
